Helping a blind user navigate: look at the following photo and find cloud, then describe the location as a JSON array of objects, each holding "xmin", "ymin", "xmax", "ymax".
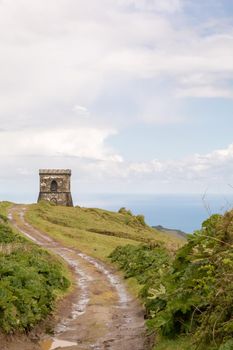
[
  {"xmin": 1, "ymin": 140, "xmax": 233, "ymax": 197},
  {"xmin": 0, "ymin": 127, "xmax": 121, "ymax": 161},
  {"xmin": 0, "ymin": 0, "xmax": 233, "ymax": 199},
  {"xmin": 72, "ymin": 105, "xmax": 90, "ymax": 118},
  {"xmin": 74, "ymin": 143, "xmax": 233, "ymax": 189},
  {"xmin": 0, "ymin": 0, "xmax": 233, "ymax": 132},
  {"xmin": 129, "ymin": 143, "xmax": 233, "ymax": 183}
]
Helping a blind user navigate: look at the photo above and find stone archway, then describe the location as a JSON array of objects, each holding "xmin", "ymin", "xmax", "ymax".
[{"xmin": 50, "ymin": 180, "xmax": 58, "ymax": 192}]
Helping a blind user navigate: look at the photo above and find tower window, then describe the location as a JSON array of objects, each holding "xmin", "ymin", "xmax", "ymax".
[{"xmin": 51, "ymin": 180, "xmax": 58, "ymax": 192}]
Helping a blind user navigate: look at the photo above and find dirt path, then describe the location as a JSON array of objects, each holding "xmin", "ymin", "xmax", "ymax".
[{"xmin": 6, "ymin": 205, "xmax": 149, "ymax": 350}]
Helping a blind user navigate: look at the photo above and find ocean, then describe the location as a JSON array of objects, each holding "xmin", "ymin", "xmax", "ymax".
[{"xmin": 77, "ymin": 193, "xmax": 233, "ymax": 233}]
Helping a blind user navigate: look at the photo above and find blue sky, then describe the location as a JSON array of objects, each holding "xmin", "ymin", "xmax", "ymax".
[
  {"xmin": 110, "ymin": 113, "xmax": 233, "ymax": 161},
  {"xmin": 0, "ymin": 0, "xmax": 233, "ymax": 201}
]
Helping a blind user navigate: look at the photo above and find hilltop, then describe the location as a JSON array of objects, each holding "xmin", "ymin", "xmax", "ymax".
[
  {"xmin": 25, "ymin": 201, "xmax": 186, "ymax": 262},
  {"xmin": 153, "ymin": 225, "xmax": 187, "ymax": 239}
]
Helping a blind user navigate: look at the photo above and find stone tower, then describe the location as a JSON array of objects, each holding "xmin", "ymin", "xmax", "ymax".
[{"xmin": 38, "ymin": 169, "xmax": 73, "ymax": 206}]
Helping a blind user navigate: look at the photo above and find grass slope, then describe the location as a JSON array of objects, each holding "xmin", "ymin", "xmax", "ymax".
[
  {"xmin": 26, "ymin": 201, "xmax": 185, "ymax": 263},
  {"xmin": 24, "ymin": 201, "xmax": 186, "ymax": 348}
]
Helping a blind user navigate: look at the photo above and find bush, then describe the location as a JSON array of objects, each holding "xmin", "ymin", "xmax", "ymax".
[
  {"xmin": 219, "ymin": 340, "xmax": 233, "ymax": 350},
  {"xmin": 118, "ymin": 208, "xmax": 148, "ymax": 227},
  {"xmin": 110, "ymin": 211, "xmax": 233, "ymax": 349},
  {"xmin": 0, "ymin": 219, "xmax": 70, "ymax": 333},
  {"xmin": 109, "ymin": 243, "xmax": 171, "ymax": 319},
  {"xmin": 0, "ymin": 214, "xmax": 7, "ymax": 223},
  {"xmin": 118, "ymin": 207, "xmax": 133, "ymax": 216},
  {"xmin": 0, "ymin": 222, "xmax": 24, "ymax": 244},
  {"xmin": 136, "ymin": 214, "xmax": 146, "ymax": 226}
]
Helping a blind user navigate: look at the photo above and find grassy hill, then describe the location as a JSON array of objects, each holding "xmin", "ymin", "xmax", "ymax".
[
  {"xmin": 38, "ymin": 199, "xmax": 232, "ymax": 350},
  {"xmin": 2, "ymin": 200, "xmax": 187, "ymax": 348},
  {"xmin": 153, "ymin": 225, "xmax": 187, "ymax": 239},
  {"xmin": 26, "ymin": 201, "xmax": 186, "ymax": 263},
  {"xmin": 5, "ymin": 200, "xmax": 233, "ymax": 350}
]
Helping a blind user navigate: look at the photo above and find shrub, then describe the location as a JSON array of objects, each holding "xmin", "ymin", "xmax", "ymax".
[
  {"xmin": 0, "ymin": 214, "xmax": 7, "ymax": 223},
  {"xmin": 136, "ymin": 214, "xmax": 146, "ymax": 226},
  {"xmin": 118, "ymin": 207, "xmax": 133, "ymax": 216},
  {"xmin": 110, "ymin": 211, "xmax": 233, "ymax": 349},
  {"xmin": 0, "ymin": 220, "xmax": 70, "ymax": 333}
]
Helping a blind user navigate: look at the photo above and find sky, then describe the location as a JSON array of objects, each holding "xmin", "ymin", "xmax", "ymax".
[{"xmin": 1, "ymin": 0, "xmax": 233, "ymax": 202}]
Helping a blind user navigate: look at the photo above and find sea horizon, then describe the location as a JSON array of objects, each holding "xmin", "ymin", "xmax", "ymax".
[
  {"xmin": 77, "ymin": 193, "xmax": 233, "ymax": 233},
  {"xmin": 1, "ymin": 192, "xmax": 233, "ymax": 233}
]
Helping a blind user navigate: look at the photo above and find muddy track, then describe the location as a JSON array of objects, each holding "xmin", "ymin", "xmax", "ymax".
[{"xmin": 7, "ymin": 206, "xmax": 150, "ymax": 350}]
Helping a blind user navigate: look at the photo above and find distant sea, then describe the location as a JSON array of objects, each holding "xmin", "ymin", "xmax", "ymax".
[{"xmin": 77, "ymin": 194, "xmax": 233, "ymax": 233}]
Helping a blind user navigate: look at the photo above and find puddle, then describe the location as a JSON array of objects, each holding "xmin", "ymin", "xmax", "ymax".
[
  {"xmin": 8, "ymin": 211, "xmax": 45, "ymax": 245},
  {"xmin": 40, "ymin": 338, "xmax": 77, "ymax": 350},
  {"xmin": 54, "ymin": 249, "xmax": 91, "ymax": 330},
  {"xmin": 78, "ymin": 253, "xmax": 131, "ymax": 304}
]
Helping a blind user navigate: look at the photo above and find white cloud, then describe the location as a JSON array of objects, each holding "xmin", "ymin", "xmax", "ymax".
[
  {"xmin": 129, "ymin": 143, "xmax": 233, "ymax": 182},
  {"xmin": 75, "ymin": 143, "xmax": 233, "ymax": 189},
  {"xmin": 1, "ymin": 141, "xmax": 233, "ymax": 197},
  {"xmin": 0, "ymin": 0, "xmax": 233, "ymax": 132},
  {"xmin": 72, "ymin": 105, "xmax": 90, "ymax": 118},
  {"xmin": 0, "ymin": 0, "xmax": 233, "ymax": 199},
  {"xmin": 0, "ymin": 127, "xmax": 121, "ymax": 161}
]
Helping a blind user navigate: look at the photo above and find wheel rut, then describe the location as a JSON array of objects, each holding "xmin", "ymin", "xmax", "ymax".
[{"xmin": 7, "ymin": 206, "xmax": 148, "ymax": 350}]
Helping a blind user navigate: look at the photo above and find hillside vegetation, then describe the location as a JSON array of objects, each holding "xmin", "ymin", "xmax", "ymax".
[
  {"xmin": 6, "ymin": 200, "xmax": 233, "ymax": 349},
  {"xmin": 26, "ymin": 201, "xmax": 185, "ymax": 262},
  {"xmin": 5, "ymin": 203, "xmax": 233, "ymax": 350},
  {"xmin": 0, "ymin": 200, "xmax": 185, "ymax": 340},
  {"xmin": 110, "ymin": 211, "xmax": 233, "ymax": 350},
  {"xmin": 0, "ymin": 202, "xmax": 70, "ymax": 334}
]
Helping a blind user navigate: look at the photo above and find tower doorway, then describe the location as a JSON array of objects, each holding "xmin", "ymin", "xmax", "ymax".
[{"xmin": 51, "ymin": 180, "xmax": 58, "ymax": 192}]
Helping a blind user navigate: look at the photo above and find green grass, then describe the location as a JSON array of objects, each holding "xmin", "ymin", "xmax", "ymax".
[
  {"xmin": 0, "ymin": 202, "xmax": 71, "ymax": 334},
  {"xmin": 0, "ymin": 201, "xmax": 13, "ymax": 216},
  {"xmin": 5, "ymin": 200, "xmax": 231, "ymax": 349},
  {"xmin": 153, "ymin": 336, "xmax": 218, "ymax": 350},
  {"xmin": 5, "ymin": 201, "xmax": 187, "ymax": 346},
  {"xmin": 25, "ymin": 201, "xmax": 185, "ymax": 264},
  {"xmin": 25, "ymin": 201, "xmax": 186, "ymax": 304},
  {"xmin": 153, "ymin": 336, "xmax": 195, "ymax": 350}
]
